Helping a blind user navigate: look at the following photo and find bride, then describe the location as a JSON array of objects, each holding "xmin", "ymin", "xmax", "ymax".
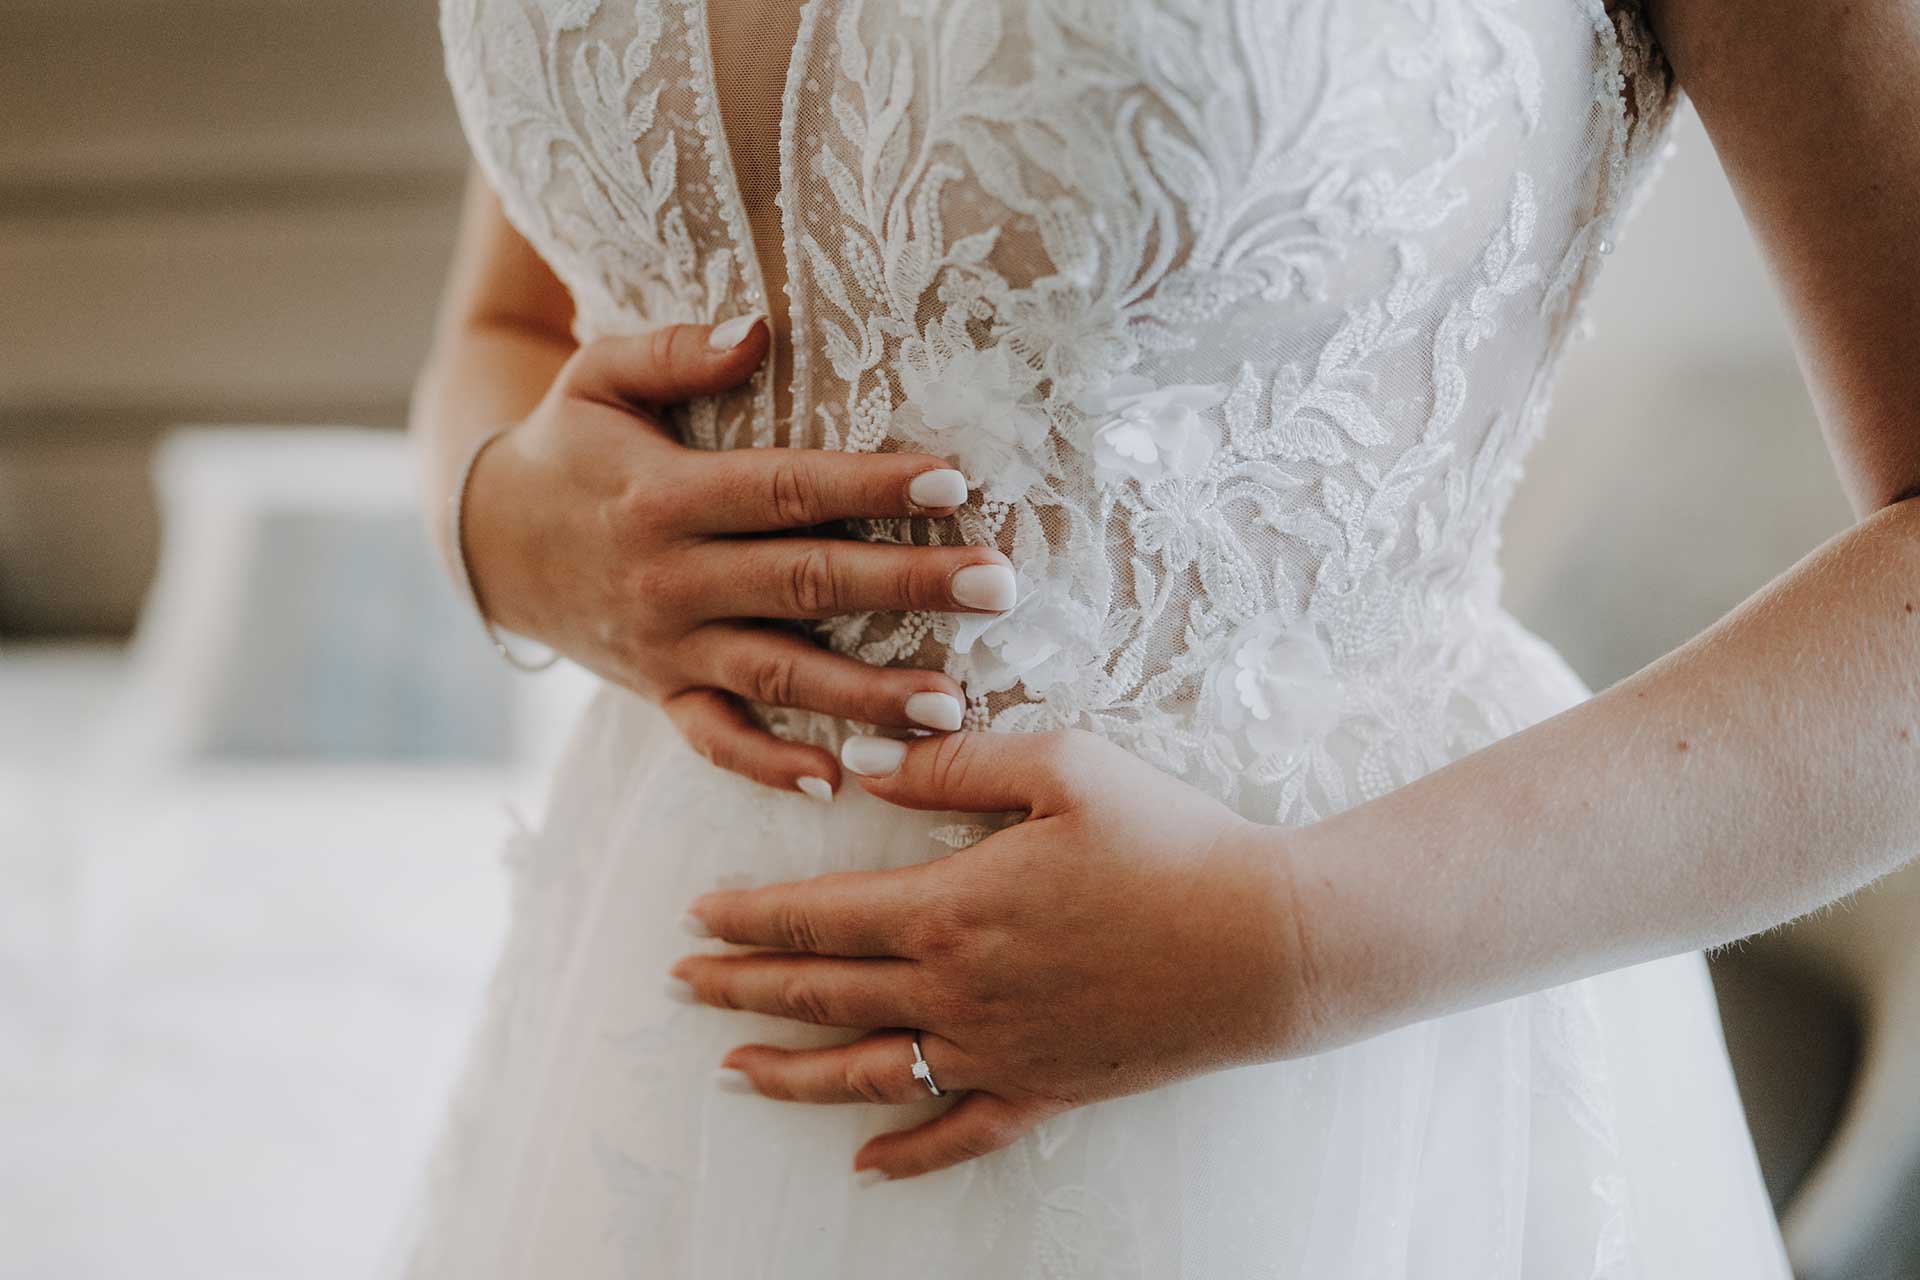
[{"xmin": 403, "ymin": 0, "xmax": 1916, "ymax": 1274}]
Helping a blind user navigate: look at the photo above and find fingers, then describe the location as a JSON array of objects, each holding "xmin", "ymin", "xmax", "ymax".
[
  {"xmin": 572, "ymin": 325, "xmax": 977, "ymax": 532},
  {"xmin": 566, "ymin": 318, "xmax": 771, "ymax": 409},
  {"xmin": 854, "ymin": 1093, "xmax": 1048, "ymax": 1181},
  {"xmin": 693, "ymin": 625, "xmax": 968, "ymax": 731},
  {"xmin": 682, "ymin": 540, "xmax": 1017, "ymax": 620},
  {"xmin": 685, "ymin": 865, "xmax": 928, "ymax": 956},
  {"xmin": 670, "ymin": 953, "xmax": 924, "ymax": 1029},
  {"xmin": 660, "ymin": 688, "xmax": 840, "ymax": 799},
  {"xmin": 837, "ymin": 730, "xmax": 1092, "ymax": 815},
  {"xmin": 684, "ymin": 448, "xmax": 974, "ymax": 533},
  {"xmin": 718, "ymin": 1031, "xmax": 978, "ymax": 1105}
]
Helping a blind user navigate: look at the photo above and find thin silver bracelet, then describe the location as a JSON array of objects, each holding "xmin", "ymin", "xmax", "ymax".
[{"xmin": 448, "ymin": 426, "xmax": 560, "ymax": 674}]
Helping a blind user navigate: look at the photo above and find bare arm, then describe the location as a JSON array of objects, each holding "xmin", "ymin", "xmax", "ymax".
[
  {"xmin": 1656, "ymin": 0, "xmax": 1920, "ymax": 514},
  {"xmin": 1296, "ymin": 504, "xmax": 1920, "ymax": 1034},
  {"xmin": 413, "ymin": 172, "xmax": 579, "ymax": 560},
  {"xmin": 1291, "ymin": 0, "xmax": 1920, "ymax": 1036},
  {"xmin": 662, "ymin": 0, "xmax": 1920, "ymax": 1181}
]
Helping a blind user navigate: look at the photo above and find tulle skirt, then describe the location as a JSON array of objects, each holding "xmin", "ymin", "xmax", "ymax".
[{"xmin": 401, "ymin": 615, "xmax": 1788, "ymax": 1278}]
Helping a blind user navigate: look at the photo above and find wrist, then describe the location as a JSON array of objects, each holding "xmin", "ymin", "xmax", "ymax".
[
  {"xmin": 455, "ymin": 428, "xmax": 505, "ymax": 603},
  {"xmin": 1255, "ymin": 808, "xmax": 1423, "ymax": 1060},
  {"xmin": 1279, "ymin": 799, "xmax": 1483, "ymax": 1055},
  {"xmin": 1201, "ymin": 817, "xmax": 1345, "ymax": 1064},
  {"xmin": 1242, "ymin": 820, "xmax": 1344, "ymax": 1060},
  {"xmin": 456, "ymin": 425, "xmax": 534, "ymax": 635}
]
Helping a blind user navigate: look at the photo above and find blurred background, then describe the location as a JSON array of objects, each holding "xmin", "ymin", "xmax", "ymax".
[{"xmin": 2, "ymin": 4, "xmax": 1915, "ymax": 1277}]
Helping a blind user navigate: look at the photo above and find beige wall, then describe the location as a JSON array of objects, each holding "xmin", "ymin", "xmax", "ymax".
[{"xmin": 0, "ymin": 0, "xmax": 467, "ymax": 634}]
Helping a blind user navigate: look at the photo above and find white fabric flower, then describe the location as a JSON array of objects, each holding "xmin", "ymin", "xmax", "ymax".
[
  {"xmin": 1080, "ymin": 376, "xmax": 1226, "ymax": 485},
  {"xmin": 895, "ymin": 345, "xmax": 1050, "ymax": 500},
  {"xmin": 998, "ymin": 277, "xmax": 1139, "ymax": 400},
  {"xmin": 951, "ymin": 571, "xmax": 1090, "ymax": 696},
  {"xmin": 1211, "ymin": 611, "xmax": 1346, "ymax": 759}
]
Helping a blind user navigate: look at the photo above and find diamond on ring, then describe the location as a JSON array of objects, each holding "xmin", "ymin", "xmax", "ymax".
[{"xmin": 910, "ymin": 1034, "xmax": 943, "ymax": 1097}]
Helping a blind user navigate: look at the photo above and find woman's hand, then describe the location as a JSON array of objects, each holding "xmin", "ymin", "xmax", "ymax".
[
  {"xmin": 460, "ymin": 316, "xmax": 1018, "ymax": 796},
  {"xmin": 671, "ymin": 729, "xmax": 1324, "ymax": 1181}
]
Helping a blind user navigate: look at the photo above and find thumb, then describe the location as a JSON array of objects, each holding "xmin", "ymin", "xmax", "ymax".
[
  {"xmin": 839, "ymin": 731, "xmax": 1075, "ymax": 815},
  {"xmin": 566, "ymin": 316, "xmax": 770, "ymax": 409}
]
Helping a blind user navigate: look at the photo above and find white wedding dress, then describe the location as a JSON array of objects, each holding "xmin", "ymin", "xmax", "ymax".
[{"xmin": 405, "ymin": 1, "xmax": 1791, "ymax": 1274}]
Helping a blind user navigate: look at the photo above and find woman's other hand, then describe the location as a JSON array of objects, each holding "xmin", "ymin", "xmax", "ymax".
[
  {"xmin": 460, "ymin": 317, "xmax": 1013, "ymax": 798},
  {"xmin": 673, "ymin": 729, "xmax": 1325, "ymax": 1180}
]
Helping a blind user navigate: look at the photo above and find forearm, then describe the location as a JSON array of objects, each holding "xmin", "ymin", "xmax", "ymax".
[
  {"xmin": 410, "ymin": 316, "xmax": 572, "ymax": 566},
  {"xmin": 1287, "ymin": 497, "xmax": 1920, "ymax": 1046},
  {"xmin": 410, "ymin": 171, "xmax": 579, "ymax": 570}
]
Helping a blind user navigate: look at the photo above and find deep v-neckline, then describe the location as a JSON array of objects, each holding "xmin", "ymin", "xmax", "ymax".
[{"xmin": 689, "ymin": 0, "xmax": 820, "ymax": 437}]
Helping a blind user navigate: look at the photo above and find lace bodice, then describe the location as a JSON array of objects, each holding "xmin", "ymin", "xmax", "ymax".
[{"xmin": 441, "ymin": 0, "xmax": 1676, "ymax": 822}]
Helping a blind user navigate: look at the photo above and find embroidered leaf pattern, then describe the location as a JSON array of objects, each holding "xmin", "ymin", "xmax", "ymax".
[{"xmin": 407, "ymin": 1, "xmax": 1685, "ymax": 1263}]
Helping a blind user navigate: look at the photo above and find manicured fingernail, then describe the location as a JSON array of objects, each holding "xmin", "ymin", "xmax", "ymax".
[
  {"xmin": 796, "ymin": 776, "xmax": 835, "ymax": 803},
  {"xmin": 854, "ymin": 1168, "xmax": 889, "ymax": 1188},
  {"xmin": 679, "ymin": 913, "xmax": 713, "ymax": 938},
  {"xmin": 666, "ymin": 977, "xmax": 697, "ymax": 1005},
  {"xmin": 907, "ymin": 468, "xmax": 969, "ymax": 510},
  {"xmin": 841, "ymin": 735, "xmax": 908, "ymax": 778},
  {"xmin": 949, "ymin": 563, "xmax": 1017, "ymax": 612},
  {"xmin": 904, "ymin": 691, "xmax": 964, "ymax": 733},
  {"xmin": 712, "ymin": 1067, "xmax": 756, "ymax": 1095},
  {"xmin": 708, "ymin": 312, "xmax": 766, "ymax": 351}
]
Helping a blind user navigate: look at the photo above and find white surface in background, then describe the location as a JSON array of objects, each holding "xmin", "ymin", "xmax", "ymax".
[{"xmin": 0, "ymin": 644, "xmax": 544, "ymax": 1279}]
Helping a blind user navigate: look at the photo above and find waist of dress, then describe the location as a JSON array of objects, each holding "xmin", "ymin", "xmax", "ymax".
[{"xmin": 774, "ymin": 571, "xmax": 1578, "ymax": 760}]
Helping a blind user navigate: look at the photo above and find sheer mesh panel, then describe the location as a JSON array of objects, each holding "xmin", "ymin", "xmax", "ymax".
[
  {"xmin": 403, "ymin": 10, "xmax": 1791, "ymax": 1280},
  {"xmin": 442, "ymin": 0, "xmax": 1677, "ymax": 823},
  {"xmin": 707, "ymin": 1, "xmax": 805, "ymax": 422}
]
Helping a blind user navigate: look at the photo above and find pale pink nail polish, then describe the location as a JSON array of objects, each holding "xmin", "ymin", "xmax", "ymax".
[
  {"xmin": 907, "ymin": 469, "xmax": 969, "ymax": 509},
  {"xmin": 708, "ymin": 313, "xmax": 766, "ymax": 351},
  {"xmin": 841, "ymin": 735, "xmax": 907, "ymax": 778},
  {"xmin": 904, "ymin": 691, "xmax": 964, "ymax": 732},
  {"xmin": 949, "ymin": 564, "xmax": 1017, "ymax": 612},
  {"xmin": 712, "ymin": 1067, "xmax": 756, "ymax": 1095}
]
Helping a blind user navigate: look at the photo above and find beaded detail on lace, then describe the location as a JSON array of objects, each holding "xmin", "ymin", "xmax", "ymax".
[
  {"xmin": 416, "ymin": 8, "xmax": 1698, "ymax": 1276},
  {"xmin": 441, "ymin": 0, "xmax": 1677, "ymax": 824}
]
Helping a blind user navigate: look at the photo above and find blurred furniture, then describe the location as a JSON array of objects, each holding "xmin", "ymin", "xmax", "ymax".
[
  {"xmin": 0, "ymin": 642, "xmax": 517, "ymax": 1280},
  {"xmin": 0, "ymin": 0, "xmax": 469, "ymax": 635},
  {"xmin": 108, "ymin": 427, "xmax": 515, "ymax": 763},
  {"xmin": 0, "ymin": 422, "xmax": 602, "ymax": 1276},
  {"xmin": 1770, "ymin": 884, "xmax": 1920, "ymax": 1280}
]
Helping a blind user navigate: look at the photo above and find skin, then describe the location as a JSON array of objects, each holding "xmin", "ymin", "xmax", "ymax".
[
  {"xmin": 418, "ymin": 0, "xmax": 1920, "ymax": 1188},
  {"xmin": 668, "ymin": 0, "xmax": 1920, "ymax": 1182}
]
